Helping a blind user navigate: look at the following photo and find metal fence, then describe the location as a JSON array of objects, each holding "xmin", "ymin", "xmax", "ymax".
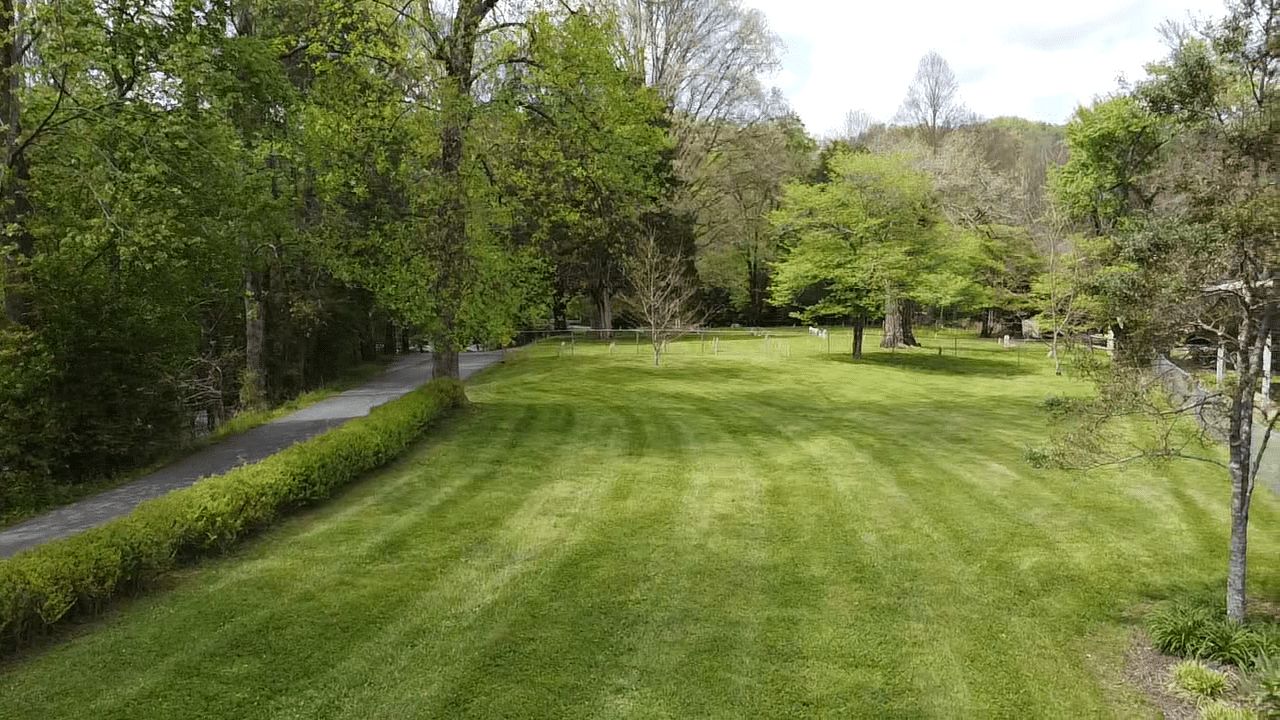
[{"xmin": 1153, "ymin": 353, "xmax": 1229, "ymax": 442}]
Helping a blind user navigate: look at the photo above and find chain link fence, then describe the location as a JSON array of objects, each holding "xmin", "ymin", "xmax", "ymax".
[{"xmin": 1153, "ymin": 353, "xmax": 1229, "ymax": 442}]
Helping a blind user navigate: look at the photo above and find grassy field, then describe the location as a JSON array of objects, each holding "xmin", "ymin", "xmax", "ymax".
[{"xmin": 2, "ymin": 331, "xmax": 1278, "ymax": 718}]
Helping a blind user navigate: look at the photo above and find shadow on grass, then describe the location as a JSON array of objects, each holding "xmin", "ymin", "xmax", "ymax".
[{"xmin": 822, "ymin": 350, "xmax": 1039, "ymax": 377}]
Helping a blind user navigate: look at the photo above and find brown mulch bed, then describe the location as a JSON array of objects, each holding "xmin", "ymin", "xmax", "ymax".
[{"xmin": 1121, "ymin": 628, "xmax": 1202, "ymax": 720}]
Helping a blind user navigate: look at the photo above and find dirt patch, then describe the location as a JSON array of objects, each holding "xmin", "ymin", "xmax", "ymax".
[{"xmin": 1120, "ymin": 628, "xmax": 1202, "ymax": 720}]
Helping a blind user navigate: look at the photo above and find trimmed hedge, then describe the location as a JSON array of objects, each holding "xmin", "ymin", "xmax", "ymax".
[{"xmin": 0, "ymin": 378, "xmax": 466, "ymax": 652}]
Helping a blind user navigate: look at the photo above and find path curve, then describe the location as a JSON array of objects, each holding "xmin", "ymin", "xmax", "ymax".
[{"xmin": 0, "ymin": 351, "xmax": 505, "ymax": 559}]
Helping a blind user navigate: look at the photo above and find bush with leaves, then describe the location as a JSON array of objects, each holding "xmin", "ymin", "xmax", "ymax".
[
  {"xmin": 0, "ymin": 378, "xmax": 466, "ymax": 653},
  {"xmin": 1242, "ymin": 656, "xmax": 1280, "ymax": 719},
  {"xmin": 1148, "ymin": 600, "xmax": 1279, "ymax": 669}
]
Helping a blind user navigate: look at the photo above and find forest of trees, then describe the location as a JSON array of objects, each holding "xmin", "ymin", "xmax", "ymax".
[{"xmin": 0, "ymin": 0, "xmax": 1274, "ymax": 605}]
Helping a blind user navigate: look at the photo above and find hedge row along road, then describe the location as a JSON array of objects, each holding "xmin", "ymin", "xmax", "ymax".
[{"xmin": 0, "ymin": 351, "xmax": 505, "ymax": 558}]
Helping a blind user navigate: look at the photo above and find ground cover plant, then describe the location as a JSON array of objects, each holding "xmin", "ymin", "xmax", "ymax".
[{"xmin": 1, "ymin": 333, "xmax": 1278, "ymax": 718}]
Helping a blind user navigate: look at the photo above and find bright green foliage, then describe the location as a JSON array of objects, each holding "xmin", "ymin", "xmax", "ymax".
[
  {"xmin": 1050, "ymin": 96, "xmax": 1164, "ymax": 233},
  {"xmin": 1047, "ymin": 1, "xmax": 1279, "ymax": 623},
  {"xmin": 0, "ymin": 378, "xmax": 465, "ymax": 651},
  {"xmin": 769, "ymin": 151, "xmax": 948, "ymax": 324},
  {"xmin": 0, "ymin": 0, "xmax": 451, "ymax": 501},
  {"xmin": 1170, "ymin": 660, "xmax": 1229, "ymax": 699},
  {"xmin": 492, "ymin": 12, "xmax": 675, "ymax": 328},
  {"xmin": 1199, "ymin": 702, "xmax": 1254, "ymax": 720}
]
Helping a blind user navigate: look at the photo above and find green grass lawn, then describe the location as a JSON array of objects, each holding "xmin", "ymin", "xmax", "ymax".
[{"xmin": 2, "ymin": 331, "xmax": 1277, "ymax": 718}]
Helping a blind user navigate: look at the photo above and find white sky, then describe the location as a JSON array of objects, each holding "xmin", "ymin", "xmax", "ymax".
[{"xmin": 745, "ymin": 0, "xmax": 1228, "ymax": 136}]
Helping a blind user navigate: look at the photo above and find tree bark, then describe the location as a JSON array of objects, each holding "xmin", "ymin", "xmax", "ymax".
[
  {"xmin": 747, "ymin": 255, "xmax": 767, "ymax": 326},
  {"xmin": 591, "ymin": 290, "xmax": 613, "ymax": 335},
  {"xmin": 242, "ymin": 269, "xmax": 266, "ymax": 407},
  {"xmin": 980, "ymin": 307, "xmax": 995, "ymax": 338},
  {"xmin": 0, "ymin": 0, "xmax": 34, "ymax": 327},
  {"xmin": 552, "ymin": 295, "xmax": 568, "ymax": 331},
  {"xmin": 881, "ymin": 292, "xmax": 920, "ymax": 348},
  {"xmin": 1225, "ymin": 309, "xmax": 1266, "ymax": 622},
  {"xmin": 852, "ymin": 308, "xmax": 865, "ymax": 359},
  {"xmin": 427, "ymin": 0, "xmax": 497, "ymax": 380}
]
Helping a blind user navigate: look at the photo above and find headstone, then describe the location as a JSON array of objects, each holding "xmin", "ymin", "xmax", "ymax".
[{"xmin": 1002, "ymin": 334, "xmax": 1011, "ymax": 349}]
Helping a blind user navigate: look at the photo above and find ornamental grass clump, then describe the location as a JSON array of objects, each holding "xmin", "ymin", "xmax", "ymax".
[{"xmin": 1170, "ymin": 660, "xmax": 1229, "ymax": 700}]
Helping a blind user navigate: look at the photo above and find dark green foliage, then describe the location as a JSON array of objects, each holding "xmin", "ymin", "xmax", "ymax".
[
  {"xmin": 1148, "ymin": 600, "xmax": 1279, "ymax": 669},
  {"xmin": 1244, "ymin": 656, "xmax": 1280, "ymax": 718},
  {"xmin": 0, "ymin": 378, "xmax": 465, "ymax": 653},
  {"xmin": 1148, "ymin": 601, "xmax": 1219, "ymax": 656}
]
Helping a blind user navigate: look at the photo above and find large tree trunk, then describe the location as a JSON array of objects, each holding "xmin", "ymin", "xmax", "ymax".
[
  {"xmin": 432, "ymin": 342, "xmax": 459, "ymax": 380},
  {"xmin": 242, "ymin": 269, "xmax": 266, "ymax": 407},
  {"xmin": 383, "ymin": 320, "xmax": 396, "ymax": 355},
  {"xmin": 852, "ymin": 308, "xmax": 866, "ymax": 359},
  {"xmin": 427, "ymin": 0, "xmax": 497, "ymax": 381},
  {"xmin": 747, "ymin": 254, "xmax": 767, "ymax": 326},
  {"xmin": 881, "ymin": 291, "xmax": 920, "ymax": 348},
  {"xmin": 1, "ymin": 0, "xmax": 33, "ymax": 327},
  {"xmin": 552, "ymin": 295, "xmax": 568, "ymax": 331},
  {"xmin": 591, "ymin": 290, "xmax": 613, "ymax": 334},
  {"xmin": 980, "ymin": 307, "xmax": 995, "ymax": 338}
]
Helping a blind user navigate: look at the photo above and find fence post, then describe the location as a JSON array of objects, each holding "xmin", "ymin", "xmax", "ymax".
[{"xmin": 1217, "ymin": 344, "xmax": 1226, "ymax": 387}]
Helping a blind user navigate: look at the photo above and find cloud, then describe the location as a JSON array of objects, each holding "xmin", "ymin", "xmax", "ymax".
[
  {"xmin": 1000, "ymin": 1, "xmax": 1149, "ymax": 53},
  {"xmin": 745, "ymin": 0, "xmax": 1225, "ymax": 133}
]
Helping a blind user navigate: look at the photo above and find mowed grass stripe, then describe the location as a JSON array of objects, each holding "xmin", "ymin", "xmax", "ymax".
[{"xmin": 1, "ymin": 336, "xmax": 1278, "ymax": 718}]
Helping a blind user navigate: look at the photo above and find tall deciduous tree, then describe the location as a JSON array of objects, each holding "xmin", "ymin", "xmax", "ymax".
[
  {"xmin": 1043, "ymin": 0, "xmax": 1279, "ymax": 622},
  {"xmin": 894, "ymin": 50, "xmax": 972, "ymax": 153},
  {"xmin": 770, "ymin": 150, "xmax": 944, "ymax": 356},
  {"xmin": 493, "ymin": 11, "xmax": 673, "ymax": 334},
  {"xmin": 585, "ymin": 0, "xmax": 782, "ymax": 329},
  {"xmin": 696, "ymin": 113, "xmax": 813, "ymax": 324}
]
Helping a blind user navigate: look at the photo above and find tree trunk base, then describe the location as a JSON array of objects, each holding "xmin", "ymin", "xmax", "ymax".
[{"xmin": 433, "ymin": 346, "xmax": 460, "ymax": 379}]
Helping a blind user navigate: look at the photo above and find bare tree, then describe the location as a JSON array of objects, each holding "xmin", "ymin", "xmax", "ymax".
[
  {"xmin": 582, "ymin": 0, "xmax": 782, "ymax": 330},
  {"xmin": 623, "ymin": 231, "xmax": 701, "ymax": 367},
  {"xmin": 826, "ymin": 108, "xmax": 874, "ymax": 146},
  {"xmin": 893, "ymin": 50, "xmax": 972, "ymax": 152}
]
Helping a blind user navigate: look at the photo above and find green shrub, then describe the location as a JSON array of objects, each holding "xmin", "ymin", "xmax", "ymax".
[
  {"xmin": 1172, "ymin": 660, "xmax": 1230, "ymax": 700},
  {"xmin": 1202, "ymin": 618, "xmax": 1278, "ymax": 669},
  {"xmin": 1244, "ymin": 655, "xmax": 1280, "ymax": 719},
  {"xmin": 1149, "ymin": 601, "xmax": 1218, "ymax": 657},
  {"xmin": 0, "ymin": 378, "xmax": 466, "ymax": 652},
  {"xmin": 1149, "ymin": 600, "xmax": 1279, "ymax": 669}
]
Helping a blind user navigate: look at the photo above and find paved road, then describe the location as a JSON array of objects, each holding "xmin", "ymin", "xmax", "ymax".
[{"xmin": 0, "ymin": 351, "xmax": 505, "ymax": 559}]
